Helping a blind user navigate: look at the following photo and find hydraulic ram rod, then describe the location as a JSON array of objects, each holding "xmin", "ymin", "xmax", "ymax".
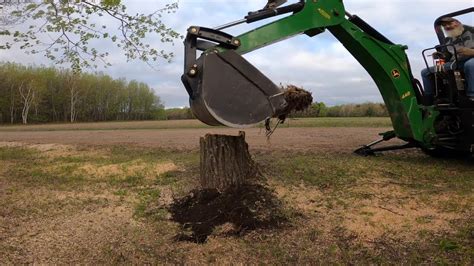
[
  {"xmin": 215, "ymin": 19, "xmax": 247, "ymax": 31},
  {"xmin": 214, "ymin": 0, "xmax": 305, "ymax": 31}
]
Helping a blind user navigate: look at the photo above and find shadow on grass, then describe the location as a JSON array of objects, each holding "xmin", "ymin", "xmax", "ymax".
[{"xmin": 168, "ymin": 183, "xmax": 288, "ymax": 243}]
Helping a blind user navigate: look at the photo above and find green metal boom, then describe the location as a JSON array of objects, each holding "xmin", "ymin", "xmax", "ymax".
[{"xmin": 211, "ymin": 0, "xmax": 437, "ymax": 147}]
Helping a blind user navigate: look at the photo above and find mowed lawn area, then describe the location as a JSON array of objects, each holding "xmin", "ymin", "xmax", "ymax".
[{"xmin": 0, "ymin": 118, "xmax": 472, "ymax": 264}]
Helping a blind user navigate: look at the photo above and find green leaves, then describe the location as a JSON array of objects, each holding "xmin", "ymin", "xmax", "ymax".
[
  {"xmin": 0, "ymin": 62, "xmax": 165, "ymax": 124},
  {"xmin": 25, "ymin": 3, "xmax": 38, "ymax": 10},
  {"xmin": 0, "ymin": 44, "xmax": 12, "ymax": 49},
  {"xmin": 1, "ymin": 0, "xmax": 180, "ymax": 72},
  {"xmin": 101, "ymin": 0, "xmax": 122, "ymax": 8}
]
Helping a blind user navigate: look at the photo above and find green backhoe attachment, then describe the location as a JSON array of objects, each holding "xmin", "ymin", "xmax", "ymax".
[
  {"xmin": 181, "ymin": 0, "xmax": 474, "ymax": 154},
  {"xmin": 181, "ymin": 0, "xmax": 419, "ymax": 133},
  {"xmin": 181, "ymin": 1, "xmax": 308, "ymax": 127},
  {"xmin": 181, "ymin": 0, "xmax": 341, "ymax": 127}
]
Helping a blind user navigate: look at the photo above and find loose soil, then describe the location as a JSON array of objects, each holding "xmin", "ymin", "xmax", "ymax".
[
  {"xmin": 0, "ymin": 127, "xmax": 399, "ymax": 153},
  {"xmin": 169, "ymin": 184, "xmax": 288, "ymax": 243},
  {"xmin": 281, "ymin": 85, "xmax": 313, "ymax": 117}
]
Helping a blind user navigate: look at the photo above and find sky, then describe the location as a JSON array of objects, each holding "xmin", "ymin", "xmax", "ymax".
[{"xmin": 0, "ymin": 0, "xmax": 473, "ymax": 107}]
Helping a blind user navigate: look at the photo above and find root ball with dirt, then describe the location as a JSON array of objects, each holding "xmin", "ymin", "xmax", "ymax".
[{"xmin": 280, "ymin": 85, "xmax": 313, "ymax": 117}]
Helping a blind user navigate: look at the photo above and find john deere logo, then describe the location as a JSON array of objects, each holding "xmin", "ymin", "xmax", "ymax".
[
  {"xmin": 401, "ymin": 91, "xmax": 411, "ymax": 100},
  {"xmin": 317, "ymin": 8, "xmax": 331, "ymax": 20},
  {"xmin": 391, "ymin": 69, "xmax": 401, "ymax": 78}
]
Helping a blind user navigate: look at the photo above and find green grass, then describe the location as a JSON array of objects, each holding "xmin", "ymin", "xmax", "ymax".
[
  {"xmin": 134, "ymin": 187, "xmax": 164, "ymax": 220},
  {"xmin": 268, "ymin": 153, "xmax": 360, "ymax": 188},
  {"xmin": 1, "ymin": 144, "xmax": 472, "ymax": 264},
  {"xmin": 154, "ymin": 171, "xmax": 180, "ymax": 186},
  {"xmin": 0, "ymin": 119, "xmax": 211, "ymax": 131},
  {"xmin": 0, "ymin": 145, "xmax": 198, "ymax": 190},
  {"xmin": 277, "ymin": 117, "xmax": 391, "ymax": 128},
  {"xmin": 0, "ymin": 147, "xmax": 37, "ymax": 160},
  {"xmin": 109, "ymin": 174, "xmax": 146, "ymax": 187},
  {"xmin": 0, "ymin": 117, "xmax": 392, "ymax": 132},
  {"xmin": 266, "ymin": 151, "xmax": 474, "ymax": 194},
  {"xmin": 372, "ymin": 155, "xmax": 474, "ymax": 195},
  {"xmin": 107, "ymin": 145, "xmax": 199, "ymax": 165}
]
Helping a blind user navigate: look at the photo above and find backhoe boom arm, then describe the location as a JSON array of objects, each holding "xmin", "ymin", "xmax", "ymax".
[{"xmin": 182, "ymin": 0, "xmax": 438, "ymax": 148}]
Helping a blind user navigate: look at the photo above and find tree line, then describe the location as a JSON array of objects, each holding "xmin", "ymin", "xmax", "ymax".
[
  {"xmin": 0, "ymin": 62, "xmax": 389, "ymax": 124},
  {"xmin": 291, "ymin": 102, "xmax": 389, "ymax": 118},
  {"xmin": 0, "ymin": 63, "xmax": 164, "ymax": 124},
  {"xmin": 165, "ymin": 102, "xmax": 389, "ymax": 120}
]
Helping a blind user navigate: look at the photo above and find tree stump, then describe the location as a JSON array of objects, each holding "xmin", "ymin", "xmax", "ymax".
[{"xmin": 199, "ymin": 131, "xmax": 258, "ymax": 191}]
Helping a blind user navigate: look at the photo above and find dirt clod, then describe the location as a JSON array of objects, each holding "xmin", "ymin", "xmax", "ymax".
[
  {"xmin": 281, "ymin": 85, "xmax": 313, "ymax": 116},
  {"xmin": 168, "ymin": 183, "xmax": 288, "ymax": 243}
]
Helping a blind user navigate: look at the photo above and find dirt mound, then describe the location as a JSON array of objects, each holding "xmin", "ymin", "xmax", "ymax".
[
  {"xmin": 168, "ymin": 184, "xmax": 288, "ymax": 243},
  {"xmin": 281, "ymin": 85, "xmax": 313, "ymax": 115}
]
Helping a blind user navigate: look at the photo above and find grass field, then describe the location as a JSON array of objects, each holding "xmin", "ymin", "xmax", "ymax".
[
  {"xmin": 0, "ymin": 118, "xmax": 473, "ymax": 264},
  {"xmin": 0, "ymin": 117, "xmax": 392, "ymax": 131}
]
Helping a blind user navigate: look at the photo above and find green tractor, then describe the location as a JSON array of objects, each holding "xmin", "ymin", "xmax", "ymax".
[{"xmin": 181, "ymin": 0, "xmax": 474, "ymax": 156}]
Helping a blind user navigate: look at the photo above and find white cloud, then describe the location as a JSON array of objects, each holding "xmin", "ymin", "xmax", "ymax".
[{"xmin": 1, "ymin": 0, "xmax": 473, "ymax": 107}]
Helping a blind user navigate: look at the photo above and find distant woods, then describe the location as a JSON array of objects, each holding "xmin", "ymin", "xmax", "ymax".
[
  {"xmin": 0, "ymin": 63, "xmax": 389, "ymax": 125},
  {"xmin": 290, "ymin": 102, "xmax": 389, "ymax": 118},
  {"xmin": 162, "ymin": 102, "xmax": 389, "ymax": 121},
  {"xmin": 0, "ymin": 63, "xmax": 164, "ymax": 124},
  {"xmin": 278, "ymin": 84, "xmax": 388, "ymax": 118}
]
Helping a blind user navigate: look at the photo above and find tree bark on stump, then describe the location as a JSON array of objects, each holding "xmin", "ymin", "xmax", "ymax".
[{"xmin": 200, "ymin": 131, "xmax": 257, "ymax": 191}]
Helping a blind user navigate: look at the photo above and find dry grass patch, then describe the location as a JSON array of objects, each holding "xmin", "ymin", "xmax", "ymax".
[
  {"xmin": 0, "ymin": 141, "xmax": 73, "ymax": 154},
  {"xmin": 267, "ymin": 178, "xmax": 464, "ymax": 244},
  {"xmin": 2, "ymin": 205, "xmax": 144, "ymax": 264},
  {"xmin": 340, "ymin": 179, "xmax": 466, "ymax": 243},
  {"xmin": 0, "ymin": 144, "xmax": 472, "ymax": 264},
  {"xmin": 0, "ymin": 162, "xmax": 12, "ymax": 177},
  {"xmin": 78, "ymin": 160, "xmax": 180, "ymax": 180}
]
